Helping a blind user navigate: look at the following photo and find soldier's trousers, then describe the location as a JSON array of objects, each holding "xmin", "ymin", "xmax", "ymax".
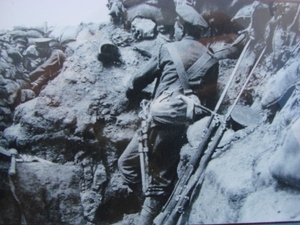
[{"xmin": 118, "ymin": 124, "xmax": 186, "ymax": 197}]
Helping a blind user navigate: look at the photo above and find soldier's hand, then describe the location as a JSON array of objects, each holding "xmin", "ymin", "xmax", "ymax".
[{"xmin": 31, "ymin": 82, "xmax": 38, "ymax": 90}]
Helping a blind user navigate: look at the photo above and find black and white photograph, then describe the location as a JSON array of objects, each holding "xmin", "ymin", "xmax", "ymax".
[{"xmin": 0, "ymin": 0, "xmax": 299, "ymax": 224}]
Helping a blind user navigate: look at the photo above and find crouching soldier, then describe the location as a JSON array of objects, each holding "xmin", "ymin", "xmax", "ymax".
[
  {"xmin": 118, "ymin": 5, "xmax": 219, "ymax": 224},
  {"xmin": 24, "ymin": 38, "xmax": 66, "ymax": 95}
]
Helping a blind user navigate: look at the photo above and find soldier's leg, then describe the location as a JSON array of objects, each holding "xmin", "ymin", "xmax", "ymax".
[
  {"xmin": 118, "ymin": 131, "xmax": 141, "ymax": 188},
  {"xmin": 147, "ymin": 124, "xmax": 187, "ymax": 196},
  {"xmin": 138, "ymin": 124, "xmax": 187, "ymax": 224}
]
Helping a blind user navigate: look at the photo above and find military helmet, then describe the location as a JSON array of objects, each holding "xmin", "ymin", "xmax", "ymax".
[{"xmin": 98, "ymin": 43, "xmax": 121, "ymax": 65}]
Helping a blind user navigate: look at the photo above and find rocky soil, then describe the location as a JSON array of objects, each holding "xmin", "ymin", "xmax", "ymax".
[{"xmin": 0, "ymin": 1, "xmax": 300, "ymax": 225}]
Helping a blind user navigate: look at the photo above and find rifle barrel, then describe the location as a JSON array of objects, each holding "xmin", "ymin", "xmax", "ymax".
[
  {"xmin": 206, "ymin": 39, "xmax": 251, "ymax": 128},
  {"xmin": 213, "ymin": 39, "xmax": 251, "ymax": 114},
  {"xmin": 226, "ymin": 46, "xmax": 266, "ymax": 118}
]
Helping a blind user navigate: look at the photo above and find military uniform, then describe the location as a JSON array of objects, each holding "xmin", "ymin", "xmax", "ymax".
[
  {"xmin": 119, "ymin": 34, "xmax": 219, "ymax": 193},
  {"xmin": 118, "ymin": 5, "xmax": 219, "ymax": 224},
  {"xmin": 29, "ymin": 49, "xmax": 66, "ymax": 94},
  {"xmin": 24, "ymin": 38, "xmax": 66, "ymax": 95}
]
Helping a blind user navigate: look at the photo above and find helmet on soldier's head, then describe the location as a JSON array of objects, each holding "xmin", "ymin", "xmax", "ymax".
[{"xmin": 175, "ymin": 5, "xmax": 208, "ymax": 28}]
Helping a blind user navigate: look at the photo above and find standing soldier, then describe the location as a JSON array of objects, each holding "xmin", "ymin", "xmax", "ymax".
[{"xmin": 118, "ymin": 5, "xmax": 219, "ymax": 224}]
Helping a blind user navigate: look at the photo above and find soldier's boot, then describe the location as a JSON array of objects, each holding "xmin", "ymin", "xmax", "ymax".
[{"xmin": 138, "ymin": 196, "xmax": 163, "ymax": 225}]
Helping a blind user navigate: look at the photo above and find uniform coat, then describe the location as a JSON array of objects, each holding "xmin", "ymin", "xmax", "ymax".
[{"xmin": 118, "ymin": 35, "xmax": 219, "ymax": 197}]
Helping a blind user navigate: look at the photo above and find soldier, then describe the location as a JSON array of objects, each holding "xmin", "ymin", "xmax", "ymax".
[
  {"xmin": 11, "ymin": 35, "xmax": 28, "ymax": 55},
  {"xmin": 23, "ymin": 38, "xmax": 66, "ymax": 95},
  {"xmin": 118, "ymin": 5, "xmax": 219, "ymax": 224},
  {"xmin": 10, "ymin": 35, "xmax": 31, "ymax": 89},
  {"xmin": 23, "ymin": 38, "xmax": 51, "ymax": 72},
  {"xmin": 1, "ymin": 35, "xmax": 29, "ymax": 82}
]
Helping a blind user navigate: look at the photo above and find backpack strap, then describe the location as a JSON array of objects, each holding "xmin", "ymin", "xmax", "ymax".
[
  {"xmin": 166, "ymin": 44, "xmax": 193, "ymax": 95},
  {"xmin": 187, "ymin": 50, "xmax": 217, "ymax": 81}
]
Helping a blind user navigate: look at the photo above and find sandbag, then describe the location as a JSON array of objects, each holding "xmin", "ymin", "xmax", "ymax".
[
  {"xmin": 269, "ymin": 117, "xmax": 300, "ymax": 189},
  {"xmin": 127, "ymin": 3, "xmax": 164, "ymax": 23},
  {"xmin": 8, "ymin": 30, "xmax": 27, "ymax": 39},
  {"xmin": 13, "ymin": 22, "xmax": 47, "ymax": 34},
  {"xmin": 49, "ymin": 25, "xmax": 81, "ymax": 44},
  {"xmin": 48, "ymin": 26, "xmax": 66, "ymax": 41},
  {"xmin": 186, "ymin": 116, "xmax": 210, "ymax": 148},
  {"xmin": 261, "ymin": 60, "xmax": 300, "ymax": 108},
  {"xmin": 122, "ymin": 0, "xmax": 145, "ymax": 8},
  {"xmin": 131, "ymin": 17, "xmax": 156, "ymax": 39},
  {"xmin": 25, "ymin": 30, "xmax": 44, "ymax": 38},
  {"xmin": 60, "ymin": 26, "xmax": 81, "ymax": 44},
  {"xmin": 10, "ymin": 28, "xmax": 44, "ymax": 39}
]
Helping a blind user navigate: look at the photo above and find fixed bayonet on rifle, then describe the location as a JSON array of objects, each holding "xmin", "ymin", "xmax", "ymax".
[{"xmin": 154, "ymin": 42, "xmax": 266, "ymax": 225}]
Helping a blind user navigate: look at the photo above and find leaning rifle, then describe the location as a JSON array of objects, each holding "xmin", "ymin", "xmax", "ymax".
[{"xmin": 154, "ymin": 43, "xmax": 265, "ymax": 225}]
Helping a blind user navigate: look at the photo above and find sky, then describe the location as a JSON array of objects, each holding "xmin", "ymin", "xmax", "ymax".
[{"xmin": 0, "ymin": 0, "xmax": 110, "ymax": 30}]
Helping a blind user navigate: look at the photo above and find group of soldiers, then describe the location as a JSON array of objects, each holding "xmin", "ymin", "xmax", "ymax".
[{"xmin": 0, "ymin": 33, "xmax": 66, "ymax": 107}]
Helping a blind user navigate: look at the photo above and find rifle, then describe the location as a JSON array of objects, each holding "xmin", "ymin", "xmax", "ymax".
[{"xmin": 154, "ymin": 45, "xmax": 266, "ymax": 225}]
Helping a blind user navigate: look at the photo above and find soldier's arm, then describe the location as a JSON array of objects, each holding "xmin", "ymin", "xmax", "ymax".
[
  {"xmin": 126, "ymin": 56, "xmax": 160, "ymax": 99},
  {"xmin": 29, "ymin": 50, "xmax": 66, "ymax": 82}
]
